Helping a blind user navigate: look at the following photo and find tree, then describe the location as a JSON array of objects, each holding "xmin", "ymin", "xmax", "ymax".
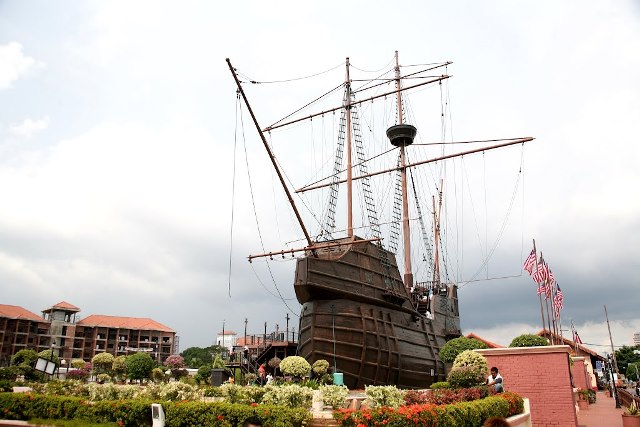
[
  {"xmin": 509, "ymin": 334, "xmax": 549, "ymax": 348},
  {"xmin": 614, "ymin": 345, "xmax": 640, "ymax": 376},
  {"xmin": 440, "ymin": 337, "xmax": 489, "ymax": 363},
  {"xmin": 627, "ymin": 362, "xmax": 640, "ymax": 382},
  {"xmin": 180, "ymin": 345, "xmax": 223, "ymax": 368},
  {"xmin": 11, "ymin": 349, "xmax": 38, "ymax": 367},
  {"xmin": 91, "ymin": 353, "xmax": 115, "ymax": 375},
  {"xmin": 125, "ymin": 352, "xmax": 155, "ymax": 381},
  {"xmin": 112, "ymin": 355, "xmax": 127, "ymax": 380},
  {"xmin": 10, "ymin": 349, "xmax": 39, "ymax": 380}
]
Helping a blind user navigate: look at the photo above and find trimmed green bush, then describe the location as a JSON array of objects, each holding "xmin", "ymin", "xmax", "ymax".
[
  {"xmin": 430, "ymin": 381, "xmax": 450, "ymax": 389},
  {"xmin": 509, "ymin": 334, "xmax": 549, "ymax": 347},
  {"xmin": 279, "ymin": 356, "xmax": 311, "ymax": 379},
  {"xmin": 0, "ymin": 393, "xmax": 312, "ymax": 426},
  {"xmin": 440, "ymin": 337, "xmax": 489, "ymax": 363},
  {"xmin": 320, "ymin": 384, "xmax": 349, "ymax": 409},
  {"xmin": 447, "ymin": 366, "xmax": 486, "ymax": 388},
  {"xmin": 363, "ymin": 385, "xmax": 405, "ymax": 409}
]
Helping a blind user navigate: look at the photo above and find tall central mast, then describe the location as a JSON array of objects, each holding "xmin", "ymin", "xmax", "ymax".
[
  {"xmin": 345, "ymin": 57, "xmax": 354, "ymax": 237},
  {"xmin": 390, "ymin": 51, "xmax": 414, "ymax": 289}
]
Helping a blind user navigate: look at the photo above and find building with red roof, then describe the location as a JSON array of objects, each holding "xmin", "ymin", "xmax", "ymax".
[{"xmin": 0, "ymin": 301, "xmax": 176, "ymax": 365}]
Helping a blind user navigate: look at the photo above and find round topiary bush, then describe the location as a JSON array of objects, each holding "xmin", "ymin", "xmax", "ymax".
[
  {"xmin": 447, "ymin": 349, "xmax": 488, "ymax": 388},
  {"xmin": 440, "ymin": 337, "xmax": 489, "ymax": 363},
  {"xmin": 279, "ymin": 356, "xmax": 311, "ymax": 379},
  {"xmin": 452, "ymin": 350, "xmax": 488, "ymax": 372},
  {"xmin": 447, "ymin": 366, "xmax": 486, "ymax": 388},
  {"xmin": 312, "ymin": 359, "xmax": 330, "ymax": 377},
  {"xmin": 509, "ymin": 334, "xmax": 549, "ymax": 348}
]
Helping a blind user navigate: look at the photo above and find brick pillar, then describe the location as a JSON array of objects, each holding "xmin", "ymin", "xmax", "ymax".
[
  {"xmin": 571, "ymin": 357, "xmax": 588, "ymax": 390},
  {"xmin": 476, "ymin": 345, "xmax": 577, "ymax": 427}
]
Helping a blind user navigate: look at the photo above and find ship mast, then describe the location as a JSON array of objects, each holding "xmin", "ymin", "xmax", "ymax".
[
  {"xmin": 392, "ymin": 51, "xmax": 414, "ymax": 289},
  {"xmin": 345, "ymin": 58, "xmax": 354, "ymax": 238}
]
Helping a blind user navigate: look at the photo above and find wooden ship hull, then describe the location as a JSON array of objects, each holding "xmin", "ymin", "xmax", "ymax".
[{"xmin": 295, "ymin": 236, "xmax": 460, "ymax": 389}]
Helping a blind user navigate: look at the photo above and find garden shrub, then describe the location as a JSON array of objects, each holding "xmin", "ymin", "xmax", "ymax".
[
  {"xmin": 261, "ymin": 384, "xmax": 314, "ymax": 409},
  {"xmin": 66, "ymin": 368, "xmax": 90, "ymax": 381},
  {"xmin": 91, "ymin": 353, "xmax": 114, "ymax": 375},
  {"xmin": 403, "ymin": 389, "xmax": 431, "ymax": 405},
  {"xmin": 452, "ymin": 350, "xmax": 488, "ymax": 371},
  {"xmin": 312, "ymin": 359, "xmax": 330, "ymax": 376},
  {"xmin": 218, "ymin": 382, "xmax": 247, "ymax": 404},
  {"xmin": 320, "ymin": 384, "xmax": 348, "ymax": 409},
  {"xmin": 509, "ymin": 334, "xmax": 549, "ymax": 347},
  {"xmin": 70, "ymin": 359, "xmax": 86, "ymax": 369},
  {"xmin": 151, "ymin": 367, "xmax": 166, "ymax": 383},
  {"xmin": 440, "ymin": 337, "xmax": 489, "ymax": 363},
  {"xmin": 335, "ymin": 391, "xmax": 524, "ymax": 427},
  {"xmin": 363, "ymin": 385, "xmax": 405, "ymax": 409},
  {"xmin": 279, "ymin": 356, "xmax": 311, "ymax": 379},
  {"xmin": 447, "ymin": 350, "xmax": 488, "ymax": 388},
  {"xmin": 430, "ymin": 381, "xmax": 450, "ymax": 389},
  {"xmin": 0, "ymin": 366, "xmax": 21, "ymax": 381},
  {"xmin": 447, "ymin": 366, "xmax": 486, "ymax": 388},
  {"xmin": 195, "ymin": 364, "xmax": 213, "ymax": 384}
]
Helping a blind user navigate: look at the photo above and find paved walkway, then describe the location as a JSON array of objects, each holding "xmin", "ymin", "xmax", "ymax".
[{"xmin": 577, "ymin": 391, "xmax": 624, "ymax": 427}]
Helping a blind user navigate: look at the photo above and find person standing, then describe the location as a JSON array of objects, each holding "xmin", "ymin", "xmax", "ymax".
[{"xmin": 487, "ymin": 367, "xmax": 504, "ymax": 393}]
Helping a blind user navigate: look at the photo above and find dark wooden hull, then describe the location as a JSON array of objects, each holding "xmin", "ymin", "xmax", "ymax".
[{"xmin": 295, "ymin": 236, "xmax": 460, "ymax": 389}]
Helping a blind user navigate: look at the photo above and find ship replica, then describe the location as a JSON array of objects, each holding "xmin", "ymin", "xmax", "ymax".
[{"xmin": 227, "ymin": 53, "xmax": 532, "ymax": 389}]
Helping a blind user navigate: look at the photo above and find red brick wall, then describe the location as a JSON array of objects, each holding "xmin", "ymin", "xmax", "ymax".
[
  {"xmin": 476, "ymin": 345, "xmax": 577, "ymax": 427},
  {"xmin": 571, "ymin": 357, "xmax": 588, "ymax": 391}
]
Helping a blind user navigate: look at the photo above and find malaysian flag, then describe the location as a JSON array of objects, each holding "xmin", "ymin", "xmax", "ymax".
[
  {"xmin": 532, "ymin": 256, "xmax": 547, "ymax": 283},
  {"xmin": 523, "ymin": 248, "xmax": 537, "ymax": 274},
  {"xmin": 553, "ymin": 284, "xmax": 564, "ymax": 318}
]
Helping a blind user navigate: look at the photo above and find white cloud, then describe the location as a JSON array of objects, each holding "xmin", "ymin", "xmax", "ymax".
[
  {"xmin": 0, "ymin": 42, "xmax": 42, "ymax": 89},
  {"xmin": 9, "ymin": 116, "xmax": 50, "ymax": 138}
]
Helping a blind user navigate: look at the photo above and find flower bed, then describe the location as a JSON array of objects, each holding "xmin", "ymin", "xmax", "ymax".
[{"xmin": 334, "ymin": 392, "xmax": 524, "ymax": 427}]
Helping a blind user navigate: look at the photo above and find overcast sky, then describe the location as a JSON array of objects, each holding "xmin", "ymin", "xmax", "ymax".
[{"xmin": 1, "ymin": 1, "xmax": 639, "ymax": 355}]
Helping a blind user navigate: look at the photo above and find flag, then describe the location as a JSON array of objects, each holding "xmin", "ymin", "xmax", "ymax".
[
  {"xmin": 532, "ymin": 256, "xmax": 546, "ymax": 283},
  {"xmin": 552, "ymin": 284, "xmax": 563, "ymax": 318},
  {"xmin": 523, "ymin": 249, "xmax": 536, "ymax": 274},
  {"xmin": 575, "ymin": 331, "xmax": 583, "ymax": 344},
  {"xmin": 547, "ymin": 268, "xmax": 555, "ymax": 285},
  {"xmin": 571, "ymin": 321, "xmax": 583, "ymax": 345}
]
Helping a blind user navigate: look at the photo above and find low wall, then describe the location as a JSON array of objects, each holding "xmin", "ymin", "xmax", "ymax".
[{"xmin": 475, "ymin": 345, "xmax": 577, "ymax": 427}]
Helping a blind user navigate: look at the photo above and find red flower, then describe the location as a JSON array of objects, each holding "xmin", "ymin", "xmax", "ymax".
[{"xmin": 217, "ymin": 415, "xmax": 224, "ymax": 420}]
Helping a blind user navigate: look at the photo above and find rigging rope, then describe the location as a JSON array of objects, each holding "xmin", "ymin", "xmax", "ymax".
[
  {"xmin": 238, "ymin": 97, "xmax": 300, "ymax": 316},
  {"xmin": 460, "ymin": 154, "xmax": 524, "ymax": 288},
  {"xmin": 228, "ymin": 93, "xmax": 241, "ymax": 298},
  {"xmin": 236, "ymin": 61, "xmax": 343, "ymax": 84}
]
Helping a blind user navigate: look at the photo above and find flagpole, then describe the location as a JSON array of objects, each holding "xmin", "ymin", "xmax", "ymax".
[
  {"xmin": 544, "ymin": 288, "xmax": 554, "ymax": 344},
  {"xmin": 532, "ymin": 239, "xmax": 547, "ymax": 336}
]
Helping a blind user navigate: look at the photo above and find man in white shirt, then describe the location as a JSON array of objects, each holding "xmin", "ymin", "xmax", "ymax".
[{"xmin": 487, "ymin": 367, "xmax": 504, "ymax": 393}]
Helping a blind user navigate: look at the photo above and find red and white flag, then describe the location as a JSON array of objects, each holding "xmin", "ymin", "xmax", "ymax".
[
  {"xmin": 552, "ymin": 284, "xmax": 564, "ymax": 318},
  {"xmin": 523, "ymin": 248, "xmax": 537, "ymax": 274}
]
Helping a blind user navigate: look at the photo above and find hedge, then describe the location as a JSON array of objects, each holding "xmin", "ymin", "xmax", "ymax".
[
  {"xmin": 0, "ymin": 393, "xmax": 311, "ymax": 427},
  {"xmin": 334, "ymin": 391, "xmax": 524, "ymax": 427}
]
